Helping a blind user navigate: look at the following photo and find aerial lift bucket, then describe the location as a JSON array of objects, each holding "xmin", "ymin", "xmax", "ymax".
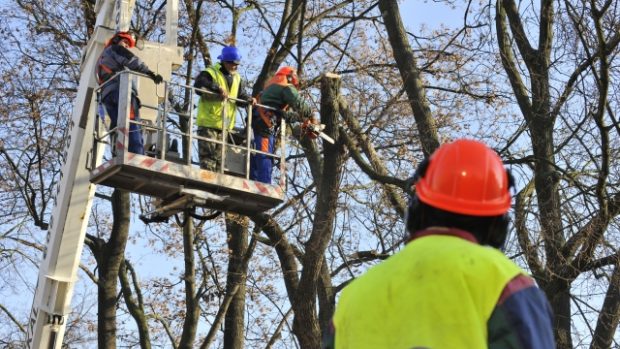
[{"xmin": 89, "ymin": 72, "xmax": 286, "ymax": 218}]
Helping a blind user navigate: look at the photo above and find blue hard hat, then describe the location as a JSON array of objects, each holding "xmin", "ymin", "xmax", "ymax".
[{"xmin": 218, "ymin": 46, "xmax": 242, "ymax": 63}]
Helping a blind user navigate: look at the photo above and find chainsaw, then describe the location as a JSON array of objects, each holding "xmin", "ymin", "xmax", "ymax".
[{"xmin": 302, "ymin": 120, "xmax": 335, "ymax": 144}]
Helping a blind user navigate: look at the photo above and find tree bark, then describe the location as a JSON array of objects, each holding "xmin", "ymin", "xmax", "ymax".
[
  {"xmin": 251, "ymin": 213, "xmax": 300, "ymax": 299},
  {"xmin": 378, "ymin": 0, "xmax": 440, "ymax": 156},
  {"xmin": 119, "ymin": 260, "xmax": 151, "ymax": 349},
  {"xmin": 97, "ymin": 189, "xmax": 131, "ymax": 349},
  {"xmin": 590, "ymin": 261, "xmax": 620, "ymax": 349},
  {"xmin": 317, "ymin": 256, "xmax": 334, "ymax": 334},
  {"xmin": 179, "ymin": 214, "xmax": 200, "ymax": 349},
  {"xmin": 292, "ymin": 74, "xmax": 346, "ymax": 349},
  {"xmin": 223, "ymin": 214, "xmax": 249, "ymax": 349}
]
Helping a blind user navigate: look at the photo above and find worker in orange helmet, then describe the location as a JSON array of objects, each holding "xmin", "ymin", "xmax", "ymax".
[
  {"xmin": 250, "ymin": 66, "xmax": 316, "ymax": 183},
  {"xmin": 96, "ymin": 31, "xmax": 163, "ymax": 154},
  {"xmin": 323, "ymin": 139, "xmax": 555, "ymax": 349}
]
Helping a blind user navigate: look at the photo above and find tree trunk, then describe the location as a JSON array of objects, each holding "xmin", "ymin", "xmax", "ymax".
[
  {"xmin": 317, "ymin": 256, "xmax": 335, "ymax": 334},
  {"xmin": 292, "ymin": 74, "xmax": 346, "ymax": 349},
  {"xmin": 179, "ymin": 213, "xmax": 200, "ymax": 348},
  {"xmin": 590, "ymin": 262, "xmax": 620, "ymax": 349},
  {"xmin": 545, "ymin": 279, "xmax": 571, "ymax": 349},
  {"xmin": 119, "ymin": 260, "xmax": 151, "ymax": 348},
  {"xmin": 378, "ymin": 0, "xmax": 439, "ymax": 156},
  {"xmin": 495, "ymin": 1, "xmax": 577, "ymax": 347},
  {"xmin": 98, "ymin": 189, "xmax": 131, "ymax": 349},
  {"xmin": 223, "ymin": 214, "xmax": 249, "ymax": 349}
]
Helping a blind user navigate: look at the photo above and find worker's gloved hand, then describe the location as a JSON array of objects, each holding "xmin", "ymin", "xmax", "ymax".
[
  {"xmin": 301, "ymin": 119, "xmax": 320, "ymax": 139},
  {"xmin": 149, "ymin": 72, "xmax": 163, "ymax": 84},
  {"xmin": 219, "ymin": 88, "xmax": 229, "ymax": 100}
]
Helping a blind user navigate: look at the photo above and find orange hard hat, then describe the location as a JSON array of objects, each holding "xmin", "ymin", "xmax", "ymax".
[
  {"xmin": 415, "ymin": 139, "xmax": 512, "ymax": 216},
  {"xmin": 276, "ymin": 66, "xmax": 299, "ymax": 87},
  {"xmin": 109, "ymin": 31, "xmax": 136, "ymax": 48}
]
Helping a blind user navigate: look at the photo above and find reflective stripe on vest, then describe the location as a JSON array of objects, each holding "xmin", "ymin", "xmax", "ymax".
[
  {"xmin": 257, "ymin": 105, "xmax": 274, "ymax": 128},
  {"xmin": 196, "ymin": 64, "xmax": 240, "ymax": 129}
]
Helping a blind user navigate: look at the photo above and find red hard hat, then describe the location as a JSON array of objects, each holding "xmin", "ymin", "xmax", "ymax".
[
  {"xmin": 415, "ymin": 139, "xmax": 511, "ymax": 216},
  {"xmin": 111, "ymin": 32, "xmax": 136, "ymax": 48},
  {"xmin": 276, "ymin": 66, "xmax": 299, "ymax": 87}
]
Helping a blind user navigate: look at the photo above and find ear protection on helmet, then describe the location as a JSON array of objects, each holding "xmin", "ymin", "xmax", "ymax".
[
  {"xmin": 287, "ymin": 72, "xmax": 299, "ymax": 87},
  {"xmin": 484, "ymin": 214, "xmax": 510, "ymax": 249},
  {"xmin": 404, "ymin": 158, "xmax": 430, "ymax": 236},
  {"xmin": 404, "ymin": 154, "xmax": 514, "ymax": 249},
  {"xmin": 483, "ymin": 169, "xmax": 514, "ymax": 249}
]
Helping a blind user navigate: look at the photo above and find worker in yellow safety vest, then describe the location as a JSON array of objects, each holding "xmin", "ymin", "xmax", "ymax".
[
  {"xmin": 323, "ymin": 139, "xmax": 555, "ymax": 349},
  {"xmin": 194, "ymin": 46, "xmax": 256, "ymax": 171}
]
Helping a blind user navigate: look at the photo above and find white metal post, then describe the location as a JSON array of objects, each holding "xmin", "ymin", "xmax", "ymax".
[
  {"xmin": 220, "ymin": 102, "xmax": 228, "ymax": 173},
  {"xmin": 26, "ymin": 30, "xmax": 105, "ymax": 349},
  {"xmin": 117, "ymin": 72, "xmax": 132, "ymax": 159},
  {"xmin": 245, "ymin": 104, "xmax": 252, "ymax": 179},
  {"xmin": 28, "ymin": 1, "xmax": 182, "ymax": 347},
  {"xmin": 187, "ymin": 85, "xmax": 194, "ymax": 165},
  {"xmin": 280, "ymin": 117, "xmax": 286, "ymax": 188}
]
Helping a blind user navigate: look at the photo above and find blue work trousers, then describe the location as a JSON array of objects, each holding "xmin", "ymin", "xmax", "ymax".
[
  {"xmin": 102, "ymin": 92, "xmax": 144, "ymax": 155},
  {"xmin": 250, "ymin": 130, "xmax": 276, "ymax": 184}
]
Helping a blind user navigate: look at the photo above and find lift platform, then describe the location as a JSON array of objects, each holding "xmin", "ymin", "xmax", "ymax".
[
  {"xmin": 90, "ymin": 151, "xmax": 284, "ymax": 215},
  {"xmin": 89, "ymin": 71, "xmax": 286, "ymax": 218}
]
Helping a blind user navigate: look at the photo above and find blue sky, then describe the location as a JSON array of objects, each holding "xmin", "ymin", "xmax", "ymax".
[{"xmin": 401, "ymin": 0, "xmax": 464, "ymax": 28}]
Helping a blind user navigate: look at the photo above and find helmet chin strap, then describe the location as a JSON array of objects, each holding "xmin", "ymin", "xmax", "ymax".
[{"xmin": 403, "ymin": 193, "xmax": 425, "ymax": 243}]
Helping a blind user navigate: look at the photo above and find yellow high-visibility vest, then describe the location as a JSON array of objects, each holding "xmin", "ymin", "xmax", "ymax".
[
  {"xmin": 196, "ymin": 63, "xmax": 240, "ymax": 130},
  {"xmin": 333, "ymin": 230, "xmax": 523, "ymax": 349}
]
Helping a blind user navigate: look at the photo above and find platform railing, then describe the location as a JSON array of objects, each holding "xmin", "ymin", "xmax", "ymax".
[{"xmin": 91, "ymin": 70, "xmax": 286, "ymax": 186}]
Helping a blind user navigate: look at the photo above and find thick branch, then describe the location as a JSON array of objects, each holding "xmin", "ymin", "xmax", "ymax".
[{"xmin": 378, "ymin": 0, "xmax": 439, "ymax": 156}]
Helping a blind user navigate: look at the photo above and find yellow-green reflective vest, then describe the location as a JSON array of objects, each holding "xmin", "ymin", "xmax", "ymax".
[
  {"xmin": 333, "ymin": 232, "xmax": 523, "ymax": 349},
  {"xmin": 196, "ymin": 64, "xmax": 240, "ymax": 130}
]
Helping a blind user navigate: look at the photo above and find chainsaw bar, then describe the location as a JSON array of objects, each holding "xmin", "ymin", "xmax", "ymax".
[{"xmin": 307, "ymin": 123, "xmax": 335, "ymax": 144}]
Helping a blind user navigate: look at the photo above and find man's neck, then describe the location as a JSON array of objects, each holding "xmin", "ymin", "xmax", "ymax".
[{"xmin": 409, "ymin": 227, "xmax": 479, "ymax": 244}]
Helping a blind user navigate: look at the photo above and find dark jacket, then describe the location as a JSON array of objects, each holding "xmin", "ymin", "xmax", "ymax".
[
  {"xmin": 258, "ymin": 81, "xmax": 312, "ymax": 122},
  {"xmin": 253, "ymin": 80, "xmax": 313, "ymax": 135},
  {"xmin": 96, "ymin": 44, "xmax": 154, "ymax": 99}
]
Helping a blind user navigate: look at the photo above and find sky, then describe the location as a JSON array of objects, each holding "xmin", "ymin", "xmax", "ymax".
[
  {"xmin": 4, "ymin": 1, "xmax": 615, "ymax": 347},
  {"xmin": 0, "ymin": 0, "xmax": 503, "ymax": 345},
  {"xmin": 401, "ymin": 1, "xmax": 464, "ymax": 27},
  {"xmin": 125, "ymin": 0, "xmax": 468, "ymax": 275}
]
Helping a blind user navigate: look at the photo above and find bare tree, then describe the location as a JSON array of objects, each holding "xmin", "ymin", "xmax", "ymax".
[
  {"xmin": 2, "ymin": 1, "xmax": 619, "ymax": 348},
  {"xmin": 496, "ymin": 0, "xmax": 620, "ymax": 347}
]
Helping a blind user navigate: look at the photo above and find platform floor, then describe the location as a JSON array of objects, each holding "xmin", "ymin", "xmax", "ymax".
[{"xmin": 90, "ymin": 152, "xmax": 284, "ymax": 215}]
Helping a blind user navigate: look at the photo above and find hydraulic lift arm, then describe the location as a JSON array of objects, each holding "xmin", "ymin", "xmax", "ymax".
[{"xmin": 26, "ymin": 1, "xmax": 181, "ymax": 348}]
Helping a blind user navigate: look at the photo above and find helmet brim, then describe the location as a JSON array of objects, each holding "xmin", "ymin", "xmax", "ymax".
[{"xmin": 416, "ymin": 179, "xmax": 511, "ymax": 216}]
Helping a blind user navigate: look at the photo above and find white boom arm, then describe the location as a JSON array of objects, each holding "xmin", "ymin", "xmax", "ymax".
[{"xmin": 26, "ymin": 1, "xmax": 181, "ymax": 348}]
